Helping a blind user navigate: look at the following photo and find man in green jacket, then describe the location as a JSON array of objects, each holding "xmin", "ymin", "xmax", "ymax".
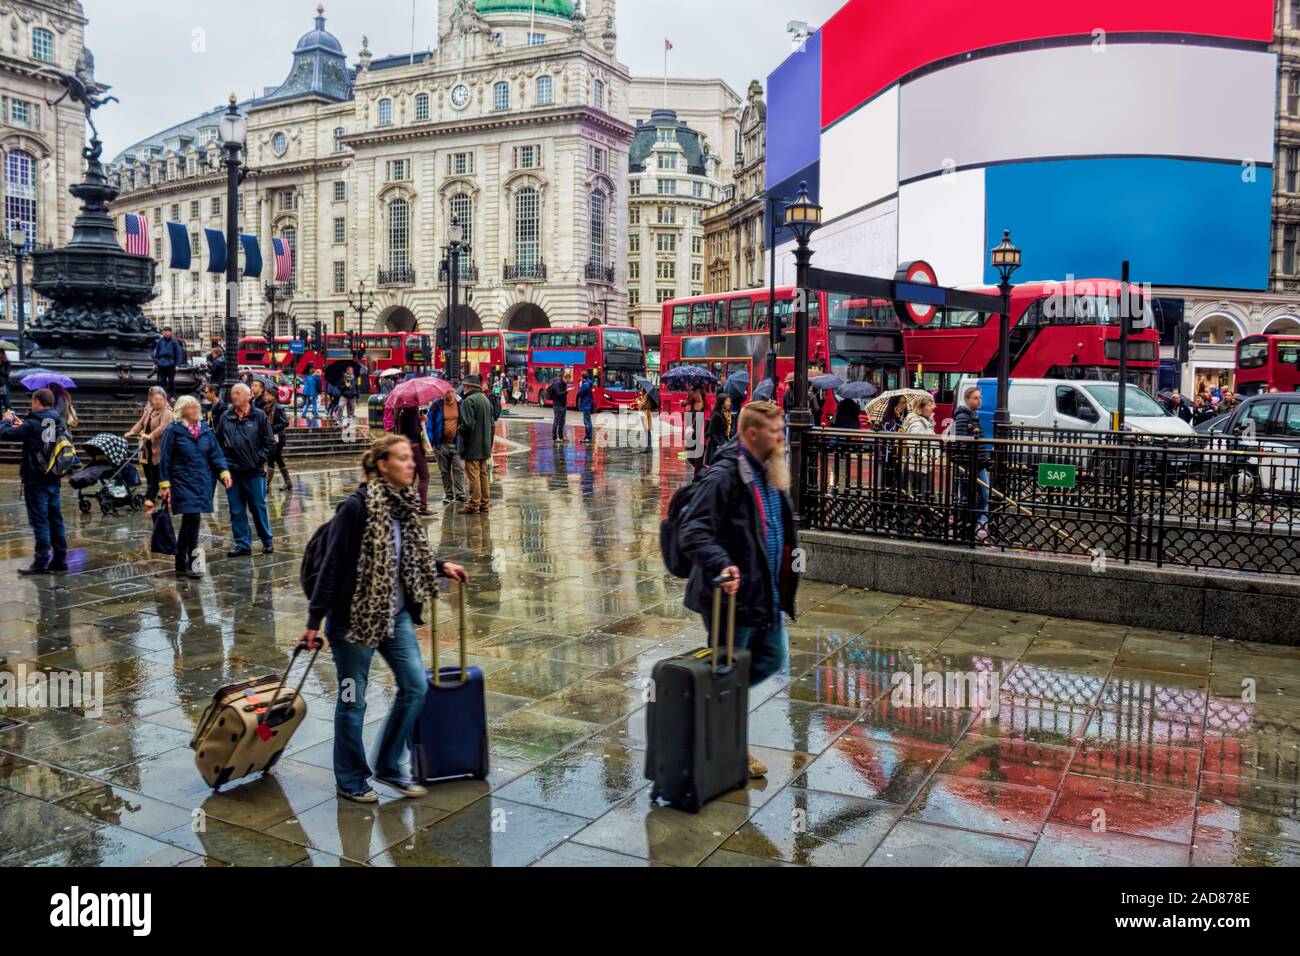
[{"xmin": 458, "ymin": 374, "xmax": 496, "ymax": 515}]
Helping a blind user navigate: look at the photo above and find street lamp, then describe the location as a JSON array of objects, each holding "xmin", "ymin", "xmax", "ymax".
[
  {"xmin": 783, "ymin": 181, "xmax": 823, "ymax": 528},
  {"xmin": 220, "ymin": 94, "xmax": 247, "ymax": 393},
  {"xmin": 990, "ymin": 228, "xmax": 1022, "ymax": 429},
  {"xmin": 347, "ymin": 279, "xmax": 376, "ymax": 345},
  {"xmin": 447, "ymin": 215, "xmax": 468, "ymax": 386},
  {"xmin": 9, "ymin": 225, "xmax": 27, "ymax": 362}
]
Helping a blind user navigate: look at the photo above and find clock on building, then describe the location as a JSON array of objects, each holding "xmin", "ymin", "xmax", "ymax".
[{"xmin": 450, "ymin": 83, "xmax": 471, "ymax": 110}]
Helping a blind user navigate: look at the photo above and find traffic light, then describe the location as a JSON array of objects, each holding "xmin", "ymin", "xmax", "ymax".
[
  {"xmin": 313, "ymin": 321, "xmax": 323, "ymax": 353},
  {"xmin": 1175, "ymin": 322, "xmax": 1191, "ymax": 364},
  {"xmin": 436, "ymin": 327, "xmax": 448, "ymax": 349}
]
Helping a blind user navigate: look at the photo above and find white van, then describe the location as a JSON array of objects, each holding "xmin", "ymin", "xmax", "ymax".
[{"xmin": 953, "ymin": 378, "xmax": 1196, "ymax": 436}]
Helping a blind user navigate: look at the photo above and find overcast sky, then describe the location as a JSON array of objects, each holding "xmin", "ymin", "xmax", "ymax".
[{"xmin": 83, "ymin": 0, "xmax": 843, "ymax": 157}]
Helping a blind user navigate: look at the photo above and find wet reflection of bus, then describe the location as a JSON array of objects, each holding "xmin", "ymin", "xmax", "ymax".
[
  {"xmin": 658, "ymin": 287, "xmax": 905, "ymax": 418},
  {"xmin": 526, "ymin": 326, "xmax": 646, "ymax": 409}
]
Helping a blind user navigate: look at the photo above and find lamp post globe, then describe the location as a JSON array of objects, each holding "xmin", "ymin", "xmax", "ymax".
[
  {"xmin": 989, "ymin": 228, "xmax": 1021, "ymax": 428},
  {"xmin": 782, "ymin": 180, "xmax": 823, "ymax": 529}
]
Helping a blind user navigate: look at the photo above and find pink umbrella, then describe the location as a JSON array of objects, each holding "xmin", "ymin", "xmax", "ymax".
[{"xmin": 384, "ymin": 375, "xmax": 455, "ymax": 412}]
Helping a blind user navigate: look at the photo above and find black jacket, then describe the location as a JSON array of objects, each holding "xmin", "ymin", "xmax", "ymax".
[
  {"xmin": 547, "ymin": 378, "xmax": 569, "ymax": 408},
  {"xmin": 259, "ymin": 398, "xmax": 289, "ymax": 440},
  {"xmin": 678, "ymin": 442, "xmax": 798, "ymax": 631},
  {"xmin": 215, "ymin": 404, "xmax": 276, "ymax": 476},
  {"xmin": 207, "ymin": 353, "xmax": 226, "ymax": 384},
  {"xmin": 307, "ymin": 485, "xmax": 446, "ymax": 633},
  {"xmin": 705, "ymin": 406, "xmax": 733, "ymax": 466},
  {"xmin": 0, "ymin": 407, "xmax": 64, "ymax": 484},
  {"xmin": 953, "ymin": 403, "xmax": 992, "ymax": 468},
  {"xmin": 153, "ymin": 336, "xmax": 185, "ymax": 368},
  {"xmin": 832, "ymin": 398, "xmax": 862, "ymax": 429}
]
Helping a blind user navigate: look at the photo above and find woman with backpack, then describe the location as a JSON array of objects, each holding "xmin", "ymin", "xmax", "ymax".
[{"xmin": 302, "ymin": 433, "xmax": 469, "ymax": 803}]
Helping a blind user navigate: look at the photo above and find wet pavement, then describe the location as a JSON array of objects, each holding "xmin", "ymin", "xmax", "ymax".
[{"xmin": 0, "ymin": 417, "xmax": 1298, "ymax": 867}]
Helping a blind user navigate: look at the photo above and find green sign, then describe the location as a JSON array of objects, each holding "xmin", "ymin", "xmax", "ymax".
[{"xmin": 1038, "ymin": 463, "xmax": 1077, "ymax": 489}]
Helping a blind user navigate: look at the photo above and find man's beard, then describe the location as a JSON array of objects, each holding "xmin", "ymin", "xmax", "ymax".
[{"xmin": 766, "ymin": 443, "xmax": 791, "ymax": 492}]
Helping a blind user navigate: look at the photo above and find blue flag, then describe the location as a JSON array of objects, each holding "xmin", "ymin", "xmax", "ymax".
[
  {"xmin": 166, "ymin": 221, "xmax": 190, "ymax": 270},
  {"xmin": 240, "ymin": 234, "xmax": 263, "ymax": 279},
  {"xmin": 204, "ymin": 228, "xmax": 227, "ymax": 274}
]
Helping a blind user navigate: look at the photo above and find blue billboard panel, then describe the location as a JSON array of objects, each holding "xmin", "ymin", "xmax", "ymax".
[{"xmin": 766, "ymin": 31, "xmax": 822, "ymax": 191}]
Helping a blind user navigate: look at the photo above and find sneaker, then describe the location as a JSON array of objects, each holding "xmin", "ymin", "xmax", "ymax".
[
  {"xmin": 374, "ymin": 776, "xmax": 427, "ymax": 798},
  {"xmin": 16, "ymin": 563, "xmax": 49, "ymax": 577},
  {"xmin": 261, "ymin": 544, "xmax": 275, "ymax": 555},
  {"xmin": 337, "ymin": 787, "xmax": 380, "ymax": 804},
  {"xmin": 747, "ymin": 753, "xmax": 768, "ymax": 779},
  {"xmin": 457, "ymin": 505, "xmax": 480, "ymax": 515},
  {"xmin": 226, "ymin": 548, "xmax": 253, "ymax": 558}
]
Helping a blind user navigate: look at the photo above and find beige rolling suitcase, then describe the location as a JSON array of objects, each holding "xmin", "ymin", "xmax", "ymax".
[{"xmin": 190, "ymin": 640, "xmax": 319, "ymax": 790}]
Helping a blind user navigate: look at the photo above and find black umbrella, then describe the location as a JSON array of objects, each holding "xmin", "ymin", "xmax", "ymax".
[
  {"xmin": 837, "ymin": 380, "xmax": 880, "ymax": 402},
  {"xmin": 661, "ymin": 366, "xmax": 718, "ymax": 390},
  {"xmin": 752, "ymin": 378, "xmax": 776, "ymax": 402},
  {"xmin": 634, "ymin": 375, "xmax": 655, "ymax": 392},
  {"xmin": 811, "ymin": 372, "xmax": 845, "ymax": 391}
]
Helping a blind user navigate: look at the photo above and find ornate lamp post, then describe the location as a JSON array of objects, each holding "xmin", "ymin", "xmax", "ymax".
[
  {"xmin": 783, "ymin": 181, "xmax": 823, "ymax": 527},
  {"xmin": 219, "ymin": 95, "xmax": 247, "ymax": 392},
  {"xmin": 9, "ymin": 225, "xmax": 27, "ymax": 362},
  {"xmin": 447, "ymin": 215, "xmax": 468, "ymax": 386},
  {"xmin": 347, "ymin": 279, "xmax": 376, "ymax": 345},
  {"xmin": 989, "ymin": 229, "xmax": 1022, "ymax": 429}
]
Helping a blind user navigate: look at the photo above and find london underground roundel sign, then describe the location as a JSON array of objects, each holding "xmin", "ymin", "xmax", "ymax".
[{"xmin": 894, "ymin": 260, "xmax": 939, "ymax": 326}]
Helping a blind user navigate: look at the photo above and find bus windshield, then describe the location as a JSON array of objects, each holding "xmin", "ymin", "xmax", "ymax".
[
  {"xmin": 1238, "ymin": 341, "xmax": 1269, "ymax": 368},
  {"xmin": 602, "ymin": 367, "xmax": 639, "ymax": 390},
  {"xmin": 603, "ymin": 329, "xmax": 643, "ymax": 353},
  {"xmin": 1081, "ymin": 383, "xmax": 1167, "ymax": 417}
]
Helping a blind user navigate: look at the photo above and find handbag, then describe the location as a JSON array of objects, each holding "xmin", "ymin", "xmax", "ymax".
[{"xmin": 150, "ymin": 510, "xmax": 177, "ymax": 556}]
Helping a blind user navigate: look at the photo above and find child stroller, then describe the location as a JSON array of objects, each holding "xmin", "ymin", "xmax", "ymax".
[{"xmin": 71, "ymin": 433, "xmax": 144, "ymax": 515}]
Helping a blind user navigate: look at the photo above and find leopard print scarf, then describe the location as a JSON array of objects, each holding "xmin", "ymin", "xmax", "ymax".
[{"xmin": 349, "ymin": 481, "xmax": 440, "ymax": 647}]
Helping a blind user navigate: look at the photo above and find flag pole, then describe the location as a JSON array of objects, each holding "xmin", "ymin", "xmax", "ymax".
[
  {"xmin": 410, "ymin": 0, "xmax": 416, "ymax": 65},
  {"xmin": 663, "ymin": 40, "xmax": 668, "ymax": 108}
]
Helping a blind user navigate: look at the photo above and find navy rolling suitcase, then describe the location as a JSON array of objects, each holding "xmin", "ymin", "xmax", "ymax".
[
  {"xmin": 645, "ymin": 575, "xmax": 750, "ymax": 813},
  {"xmin": 412, "ymin": 582, "xmax": 490, "ymax": 782}
]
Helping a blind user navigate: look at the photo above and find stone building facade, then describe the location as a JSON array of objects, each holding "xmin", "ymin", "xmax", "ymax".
[
  {"xmin": 0, "ymin": 0, "xmax": 88, "ymax": 335},
  {"xmin": 701, "ymin": 79, "xmax": 766, "ymax": 296},
  {"xmin": 107, "ymin": 1, "xmax": 633, "ymax": 343}
]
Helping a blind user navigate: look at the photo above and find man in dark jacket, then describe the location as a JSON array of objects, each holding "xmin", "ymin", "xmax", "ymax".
[
  {"xmin": 952, "ymin": 386, "xmax": 991, "ymax": 541},
  {"xmin": 458, "ymin": 374, "xmax": 496, "ymax": 515},
  {"xmin": 548, "ymin": 373, "xmax": 569, "ymax": 442},
  {"xmin": 206, "ymin": 345, "xmax": 226, "ymax": 388},
  {"xmin": 678, "ymin": 400, "xmax": 798, "ymax": 780},
  {"xmin": 0, "ymin": 389, "xmax": 69, "ymax": 575},
  {"xmin": 152, "ymin": 327, "xmax": 186, "ymax": 397},
  {"xmin": 216, "ymin": 383, "xmax": 277, "ymax": 556},
  {"xmin": 576, "ymin": 371, "xmax": 595, "ymax": 442}
]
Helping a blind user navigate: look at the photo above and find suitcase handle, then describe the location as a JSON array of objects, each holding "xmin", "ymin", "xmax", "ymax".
[
  {"xmin": 709, "ymin": 572, "xmax": 737, "ymax": 674},
  {"xmin": 260, "ymin": 641, "xmax": 320, "ymax": 726},
  {"xmin": 431, "ymin": 581, "xmax": 470, "ymax": 688}
]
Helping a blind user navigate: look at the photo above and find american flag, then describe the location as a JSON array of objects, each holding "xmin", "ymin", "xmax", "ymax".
[
  {"xmin": 124, "ymin": 213, "xmax": 150, "ymax": 256},
  {"xmin": 273, "ymin": 236, "xmax": 293, "ymax": 282}
]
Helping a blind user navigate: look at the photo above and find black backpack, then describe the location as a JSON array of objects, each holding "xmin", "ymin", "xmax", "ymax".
[
  {"xmin": 659, "ymin": 481, "xmax": 701, "ymax": 578},
  {"xmin": 42, "ymin": 419, "xmax": 80, "ymax": 479},
  {"xmin": 300, "ymin": 518, "xmax": 331, "ymax": 599}
]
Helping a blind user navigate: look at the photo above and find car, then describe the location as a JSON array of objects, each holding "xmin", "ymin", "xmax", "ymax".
[
  {"xmin": 1200, "ymin": 393, "xmax": 1300, "ymax": 493},
  {"xmin": 238, "ymin": 366, "xmax": 298, "ymax": 408}
]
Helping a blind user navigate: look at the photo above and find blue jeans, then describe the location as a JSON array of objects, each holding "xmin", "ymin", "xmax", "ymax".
[
  {"xmin": 582, "ymin": 409, "xmax": 592, "ymax": 440},
  {"xmin": 702, "ymin": 610, "xmax": 788, "ymax": 687},
  {"xmin": 226, "ymin": 473, "xmax": 272, "ymax": 550},
  {"xmin": 304, "ymin": 395, "xmax": 319, "ymax": 427},
  {"xmin": 958, "ymin": 467, "xmax": 990, "ymax": 529},
  {"xmin": 24, "ymin": 482, "xmax": 66, "ymax": 565},
  {"xmin": 327, "ymin": 610, "xmax": 428, "ymax": 793}
]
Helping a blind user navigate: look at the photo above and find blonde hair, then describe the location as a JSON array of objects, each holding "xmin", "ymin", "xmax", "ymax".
[
  {"xmin": 360, "ymin": 434, "xmax": 411, "ymax": 479},
  {"xmin": 738, "ymin": 399, "xmax": 782, "ymax": 435},
  {"xmin": 173, "ymin": 394, "xmax": 200, "ymax": 421}
]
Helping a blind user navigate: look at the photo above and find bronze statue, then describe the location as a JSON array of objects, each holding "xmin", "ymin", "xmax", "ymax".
[{"xmin": 40, "ymin": 49, "xmax": 119, "ymax": 141}]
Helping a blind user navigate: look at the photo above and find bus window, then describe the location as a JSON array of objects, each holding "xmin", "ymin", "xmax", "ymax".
[
  {"xmin": 730, "ymin": 298, "xmax": 752, "ymax": 332},
  {"xmin": 752, "ymin": 299, "xmax": 768, "ymax": 331},
  {"xmin": 603, "ymin": 329, "xmax": 643, "ymax": 353},
  {"xmin": 713, "ymin": 300, "xmax": 729, "ymax": 332},
  {"xmin": 691, "ymin": 302, "xmax": 711, "ymax": 332},
  {"xmin": 603, "ymin": 367, "xmax": 638, "ymax": 390},
  {"xmin": 1238, "ymin": 340, "xmax": 1269, "ymax": 368},
  {"xmin": 682, "ymin": 337, "xmax": 707, "ymax": 359},
  {"xmin": 672, "ymin": 304, "xmax": 690, "ymax": 334},
  {"xmin": 1279, "ymin": 344, "xmax": 1300, "ymax": 366}
]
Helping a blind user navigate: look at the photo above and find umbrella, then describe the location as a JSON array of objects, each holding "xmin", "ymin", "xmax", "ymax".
[
  {"xmin": 836, "ymin": 380, "xmax": 880, "ymax": 402},
  {"xmin": 864, "ymin": 388, "xmax": 933, "ymax": 425},
  {"xmin": 752, "ymin": 378, "xmax": 776, "ymax": 402},
  {"xmin": 634, "ymin": 375, "xmax": 655, "ymax": 392},
  {"xmin": 84, "ymin": 433, "xmax": 130, "ymax": 467},
  {"xmin": 728, "ymin": 369, "xmax": 751, "ymax": 387},
  {"xmin": 385, "ymin": 375, "xmax": 455, "ymax": 412},
  {"xmin": 378, "ymin": 367, "xmax": 405, "ymax": 379},
  {"xmin": 250, "ymin": 374, "xmax": 279, "ymax": 395},
  {"xmin": 20, "ymin": 369, "xmax": 76, "ymax": 390},
  {"xmin": 660, "ymin": 366, "xmax": 718, "ymax": 390},
  {"xmin": 811, "ymin": 373, "xmax": 844, "ymax": 391}
]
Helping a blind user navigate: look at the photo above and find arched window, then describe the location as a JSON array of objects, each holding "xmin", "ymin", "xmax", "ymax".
[
  {"xmin": 493, "ymin": 82, "xmax": 509, "ymax": 112},
  {"xmin": 514, "ymin": 187, "xmax": 538, "ymax": 271},
  {"xmin": 388, "ymin": 198, "xmax": 409, "ymax": 272},
  {"xmin": 536, "ymin": 75, "xmax": 553, "ymax": 106},
  {"xmin": 4, "ymin": 149, "xmax": 37, "ymax": 241},
  {"xmin": 589, "ymin": 190, "xmax": 606, "ymax": 268},
  {"xmin": 32, "ymin": 28, "xmax": 54, "ymax": 62},
  {"xmin": 279, "ymin": 226, "xmax": 298, "ymax": 285},
  {"xmin": 450, "ymin": 193, "xmax": 473, "ymax": 278},
  {"xmin": 378, "ymin": 98, "xmax": 393, "ymax": 127},
  {"xmin": 334, "ymin": 127, "xmax": 346, "ymax": 152},
  {"xmin": 415, "ymin": 93, "xmax": 430, "ymax": 121}
]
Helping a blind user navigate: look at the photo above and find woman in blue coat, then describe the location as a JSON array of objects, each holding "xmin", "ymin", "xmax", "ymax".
[{"xmin": 158, "ymin": 395, "xmax": 231, "ymax": 579}]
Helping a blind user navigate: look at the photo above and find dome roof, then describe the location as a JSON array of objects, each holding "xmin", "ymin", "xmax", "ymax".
[
  {"xmin": 476, "ymin": 0, "xmax": 575, "ymax": 18},
  {"xmin": 296, "ymin": 5, "xmax": 343, "ymax": 53}
]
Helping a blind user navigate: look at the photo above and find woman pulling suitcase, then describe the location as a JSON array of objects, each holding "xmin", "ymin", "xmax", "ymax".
[{"xmin": 302, "ymin": 433, "xmax": 469, "ymax": 803}]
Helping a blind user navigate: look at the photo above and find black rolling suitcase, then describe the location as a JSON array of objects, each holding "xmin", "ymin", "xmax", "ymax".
[{"xmin": 645, "ymin": 575, "xmax": 750, "ymax": 813}]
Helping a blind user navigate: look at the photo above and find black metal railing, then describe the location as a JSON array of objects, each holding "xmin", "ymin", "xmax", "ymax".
[
  {"xmin": 801, "ymin": 428, "xmax": 1300, "ymax": 576},
  {"xmin": 438, "ymin": 262, "xmax": 478, "ymax": 284},
  {"xmin": 585, "ymin": 260, "xmax": 614, "ymax": 283},
  {"xmin": 503, "ymin": 260, "xmax": 546, "ymax": 281},
  {"xmin": 377, "ymin": 267, "xmax": 416, "ymax": 286}
]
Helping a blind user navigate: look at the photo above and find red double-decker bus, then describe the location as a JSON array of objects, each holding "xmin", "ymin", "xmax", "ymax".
[
  {"xmin": 236, "ymin": 337, "xmax": 321, "ymax": 377},
  {"xmin": 1236, "ymin": 334, "xmax": 1300, "ymax": 395},
  {"xmin": 239, "ymin": 332, "xmax": 433, "ymax": 390},
  {"xmin": 527, "ymin": 326, "xmax": 646, "ymax": 409},
  {"xmin": 658, "ymin": 286, "xmax": 906, "ymax": 418},
  {"xmin": 902, "ymin": 279, "xmax": 1161, "ymax": 428},
  {"xmin": 436, "ymin": 331, "xmax": 507, "ymax": 380}
]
